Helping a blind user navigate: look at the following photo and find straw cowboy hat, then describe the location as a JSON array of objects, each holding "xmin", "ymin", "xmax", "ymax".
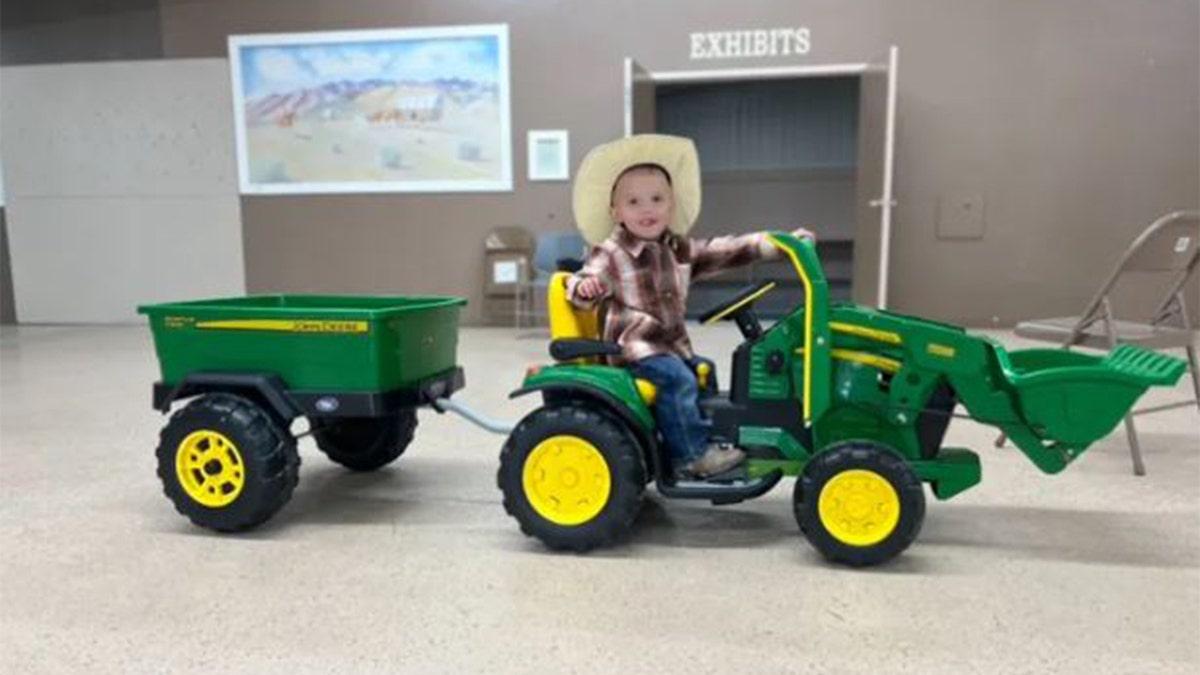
[{"xmin": 572, "ymin": 134, "xmax": 702, "ymax": 245}]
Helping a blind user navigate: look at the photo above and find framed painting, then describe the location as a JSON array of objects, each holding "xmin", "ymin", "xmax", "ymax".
[{"xmin": 229, "ymin": 24, "xmax": 511, "ymax": 194}]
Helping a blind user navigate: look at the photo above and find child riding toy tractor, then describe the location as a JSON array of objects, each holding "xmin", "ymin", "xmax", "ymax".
[{"xmin": 497, "ymin": 232, "xmax": 1186, "ymax": 566}]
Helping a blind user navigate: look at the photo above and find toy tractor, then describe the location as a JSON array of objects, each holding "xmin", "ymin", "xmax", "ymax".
[{"xmin": 497, "ymin": 233, "xmax": 1187, "ymax": 566}]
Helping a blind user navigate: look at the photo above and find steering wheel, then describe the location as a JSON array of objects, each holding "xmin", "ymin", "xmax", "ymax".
[{"xmin": 698, "ymin": 281, "xmax": 776, "ymax": 340}]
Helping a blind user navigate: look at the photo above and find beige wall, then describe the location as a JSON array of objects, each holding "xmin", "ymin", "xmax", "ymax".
[
  {"xmin": 160, "ymin": 0, "xmax": 1199, "ymax": 326},
  {"xmin": 1, "ymin": 60, "xmax": 245, "ymax": 323}
]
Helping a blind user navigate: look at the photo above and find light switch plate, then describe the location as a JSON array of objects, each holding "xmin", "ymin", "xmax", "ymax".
[{"xmin": 937, "ymin": 193, "xmax": 986, "ymax": 240}]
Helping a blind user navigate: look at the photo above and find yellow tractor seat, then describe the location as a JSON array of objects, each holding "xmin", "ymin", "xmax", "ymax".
[
  {"xmin": 545, "ymin": 272, "xmax": 714, "ymax": 406},
  {"xmin": 547, "ymin": 272, "xmax": 600, "ymax": 343}
]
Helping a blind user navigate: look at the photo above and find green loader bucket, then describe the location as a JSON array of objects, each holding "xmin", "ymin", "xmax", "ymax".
[
  {"xmin": 1103, "ymin": 344, "xmax": 1189, "ymax": 385},
  {"xmin": 1004, "ymin": 345, "xmax": 1187, "ymax": 447}
]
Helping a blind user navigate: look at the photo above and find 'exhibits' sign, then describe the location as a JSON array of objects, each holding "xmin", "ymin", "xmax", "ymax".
[{"xmin": 689, "ymin": 28, "xmax": 811, "ymax": 60}]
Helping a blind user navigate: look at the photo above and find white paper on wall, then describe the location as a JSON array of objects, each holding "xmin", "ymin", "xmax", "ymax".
[{"xmin": 493, "ymin": 260, "xmax": 519, "ymax": 284}]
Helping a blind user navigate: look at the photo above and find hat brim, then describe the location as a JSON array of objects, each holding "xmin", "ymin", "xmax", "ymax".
[{"xmin": 572, "ymin": 134, "xmax": 701, "ymax": 245}]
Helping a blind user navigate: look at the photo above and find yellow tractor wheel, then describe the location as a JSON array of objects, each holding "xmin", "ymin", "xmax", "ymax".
[
  {"xmin": 794, "ymin": 442, "xmax": 925, "ymax": 567},
  {"xmin": 498, "ymin": 404, "xmax": 645, "ymax": 552}
]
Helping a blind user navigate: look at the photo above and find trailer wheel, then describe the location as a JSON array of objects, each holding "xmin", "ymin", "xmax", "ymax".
[
  {"xmin": 794, "ymin": 441, "xmax": 925, "ymax": 567},
  {"xmin": 156, "ymin": 393, "xmax": 300, "ymax": 532},
  {"xmin": 311, "ymin": 410, "xmax": 417, "ymax": 472},
  {"xmin": 498, "ymin": 405, "xmax": 645, "ymax": 552}
]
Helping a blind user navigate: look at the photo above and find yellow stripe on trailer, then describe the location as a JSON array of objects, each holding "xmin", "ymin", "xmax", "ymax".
[
  {"xmin": 195, "ymin": 319, "xmax": 369, "ymax": 334},
  {"xmin": 831, "ymin": 321, "xmax": 903, "ymax": 345}
]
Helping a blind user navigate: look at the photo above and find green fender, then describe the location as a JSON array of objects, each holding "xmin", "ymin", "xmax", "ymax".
[{"xmin": 510, "ymin": 364, "xmax": 657, "ymax": 435}]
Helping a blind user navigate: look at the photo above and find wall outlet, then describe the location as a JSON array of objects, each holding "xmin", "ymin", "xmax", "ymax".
[{"xmin": 937, "ymin": 193, "xmax": 986, "ymax": 240}]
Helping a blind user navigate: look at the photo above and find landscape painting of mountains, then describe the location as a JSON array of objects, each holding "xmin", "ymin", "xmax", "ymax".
[{"xmin": 229, "ymin": 25, "xmax": 511, "ymax": 194}]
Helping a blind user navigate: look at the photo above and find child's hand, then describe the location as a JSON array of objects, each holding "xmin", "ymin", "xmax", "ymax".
[
  {"xmin": 575, "ymin": 277, "xmax": 607, "ymax": 301},
  {"xmin": 792, "ymin": 227, "xmax": 816, "ymax": 241}
]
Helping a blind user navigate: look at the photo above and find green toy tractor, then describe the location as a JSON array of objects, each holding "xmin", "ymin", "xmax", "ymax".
[{"xmin": 497, "ymin": 233, "xmax": 1187, "ymax": 566}]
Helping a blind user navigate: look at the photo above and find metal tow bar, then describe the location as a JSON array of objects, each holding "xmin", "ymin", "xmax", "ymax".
[{"xmin": 432, "ymin": 397, "xmax": 516, "ymax": 435}]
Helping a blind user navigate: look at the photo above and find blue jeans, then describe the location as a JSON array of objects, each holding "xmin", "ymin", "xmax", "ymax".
[{"xmin": 630, "ymin": 354, "xmax": 714, "ymax": 464}]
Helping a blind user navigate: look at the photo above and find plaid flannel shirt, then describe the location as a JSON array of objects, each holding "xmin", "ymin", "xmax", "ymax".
[{"xmin": 566, "ymin": 226, "xmax": 780, "ymax": 364}]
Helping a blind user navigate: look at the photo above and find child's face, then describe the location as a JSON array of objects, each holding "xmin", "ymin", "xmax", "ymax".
[{"xmin": 610, "ymin": 168, "xmax": 674, "ymax": 240}]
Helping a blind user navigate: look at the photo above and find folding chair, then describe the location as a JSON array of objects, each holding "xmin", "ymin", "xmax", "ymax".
[
  {"xmin": 996, "ymin": 210, "xmax": 1200, "ymax": 475},
  {"xmin": 514, "ymin": 231, "xmax": 588, "ymax": 333}
]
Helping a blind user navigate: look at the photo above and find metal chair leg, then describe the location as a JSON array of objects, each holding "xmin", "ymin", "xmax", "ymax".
[
  {"xmin": 1122, "ymin": 414, "xmax": 1145, "ymax": 476},
  {"xmin": 513, "ymin": 285, "xmax": 521, "ymax": 330},
  {"xmin": 1186, "ymin": 344, "xmax": 1200, "ymax": 413}
]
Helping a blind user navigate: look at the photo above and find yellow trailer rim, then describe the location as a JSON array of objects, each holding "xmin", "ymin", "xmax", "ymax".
[{"xmin": 176, "ymin": 430, "xmax": 246, "ymax": 508}]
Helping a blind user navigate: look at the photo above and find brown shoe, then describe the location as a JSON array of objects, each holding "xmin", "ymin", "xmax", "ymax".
[{"xmin": 686, "ymin": 446, "xmax": 746, "ymax": 477}]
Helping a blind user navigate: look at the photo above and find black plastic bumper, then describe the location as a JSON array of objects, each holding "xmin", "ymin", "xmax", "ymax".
[{"xmin": 153, "ymin": 367, "xmax": 466, "ymax": 419}]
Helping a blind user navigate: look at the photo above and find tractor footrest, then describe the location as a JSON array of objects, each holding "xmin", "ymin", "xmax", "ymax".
[{"xmin": 656, "ymin": 469, "xmax": 784, "ymax": 505}]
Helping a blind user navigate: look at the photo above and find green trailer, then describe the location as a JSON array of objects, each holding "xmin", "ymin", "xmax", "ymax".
[{"xmin": 139, "ymin": 294, "xmax": 466, "ymax": 531}]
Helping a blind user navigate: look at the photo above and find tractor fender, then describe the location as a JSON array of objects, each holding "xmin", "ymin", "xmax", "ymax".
[{"xmin": 509, "ymin": 383, "xmax": 664, "ymax": 478}]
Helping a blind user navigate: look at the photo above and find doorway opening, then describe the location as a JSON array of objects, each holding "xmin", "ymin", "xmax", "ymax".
[{"xmin": 625, "ymin": 51, "xmax": 898, "ymax": 316}]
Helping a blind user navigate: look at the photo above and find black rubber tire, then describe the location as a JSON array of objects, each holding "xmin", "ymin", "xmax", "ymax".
[
  {"xmin": 498, "ymin": 405, "xmax": 646, "ymax": 552},
  {"xmin": 310, "ymin": 410, "xmax": 417, "ymax": 472},
  {"xmin": 793, "ymin": 441, "xmax": 925, "ymax": 567},
  {"xmin": 156, "ymin": 393, "xmax": 300, "ymax": 532}
]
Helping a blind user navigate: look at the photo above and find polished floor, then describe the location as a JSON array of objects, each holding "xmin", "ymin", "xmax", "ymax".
[{"xmin": 1, "ymin": 324, "xmax": 1198, "ymax": 674}]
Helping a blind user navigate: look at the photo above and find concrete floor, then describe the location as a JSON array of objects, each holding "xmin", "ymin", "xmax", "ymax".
[{"xmin": 1, "ymin": 323, "xmax": 1198, "ymax": 674}]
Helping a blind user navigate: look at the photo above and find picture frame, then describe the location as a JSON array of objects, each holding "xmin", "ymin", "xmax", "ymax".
[
  {"xmin": 527, "ymin": 129, "xmax": 570, "ymax": 181},
  {"xmin": 228, "ymin": 24, "xmax": 512, "ymax": 194}
]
